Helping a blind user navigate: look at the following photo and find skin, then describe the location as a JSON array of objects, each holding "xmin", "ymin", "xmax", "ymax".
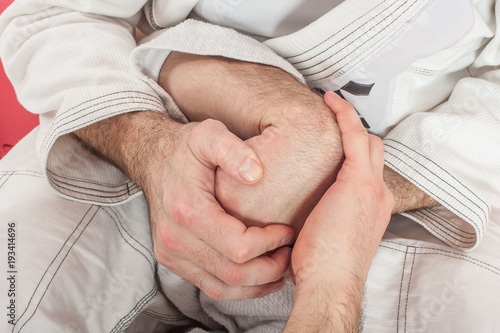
[
  {"xmin": 160, "ymin": 52, "xmax": 343, "ymax": 237},
  {"xmin": 74, "ymin": 107, "xmax": 294, "ymax": 300},
  {"xmin": 283, "ymin": 92, "xmax": 394, "ymax": 332},
  {"xmin": 74, "ymin": 51, "xmax": 437, "ymax": 301},
  {"xmin": 161, "ymin": 52, "xmax": 436, "ymax": 235}
]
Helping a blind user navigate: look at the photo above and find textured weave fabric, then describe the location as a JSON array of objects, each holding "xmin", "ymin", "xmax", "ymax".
[
  {"xmin": 1, "ymin": 131, "xmax": 499, "ymax": 332},
  {"xmin": 1, "ymin": 0, "xmax": 496, "ymax": 250},
  {"xmin": 1, "ymin": 0, "xmax": 500, "ymax": 331}
]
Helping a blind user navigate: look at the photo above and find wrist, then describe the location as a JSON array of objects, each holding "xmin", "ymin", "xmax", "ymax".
[
  {"xmin": 293, "ymin": 244, "xmax": 372, "ymax": 290},
  {"xmin": 287, "ymin": 272, "xmax": 364, "ymax": 333}
]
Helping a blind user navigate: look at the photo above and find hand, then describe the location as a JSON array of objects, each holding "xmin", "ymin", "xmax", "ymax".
[
  {"xmin": 161, "ymin": 52, "xmax": 345, "ymax": 237},
  {"xmin": 284, "ymin": 92, "xmax": 394, "ymax": 332},
  {"xmin": 144, "ymin": 118, "xmax": 295, "ymax": 300},
  {"xmin": 75, "ymin": 112, "xmax": 294, "ymax": 300},
  {"xmin": 215, "ymin": 113, "xmax": 342, "ymax": 236},
  {"xmin": 291, "ymin": 92, "xmax": 394, "ymax": 283}
]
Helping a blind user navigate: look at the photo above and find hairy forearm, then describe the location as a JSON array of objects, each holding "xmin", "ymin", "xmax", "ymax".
[
  {"xmin": 160, "ymin": 52, "xmax": 344, "ymax": 234},
  {"xmin": 161, "ymin": 52, "xmax": 437, "ymax": 218},
  {"xmin": 285, "ymin": 286, "xmax": 362, "ymax": 333},
  {"xmin": 74, "ymin": 111, "xmax": 178, "ymax": 189},
  {"xmin": 285, "ymin": 261, "xmax": 367, "ymax": 333},
  {"xmin": 383, "ymin": 166, "xmax": 438, "ymax": 214},
  {"xmin": 160, "ymin": 51, "xmax": 325, "ymax": 138}
]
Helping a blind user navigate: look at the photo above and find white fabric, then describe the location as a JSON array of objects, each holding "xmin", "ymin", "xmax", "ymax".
[
  {"xmin": 262, "ymin": 0, "xmax": 495, "ymax": 251},
  {"xmin": 141, "ymin": 0, "xmax": 343, "ymax": 37},
  {"xmin": 1, "ymin": 0, "xmax": 500, "ymax": 331},
  {"xmin": 1, "ymin": 131, "xmax": 499, "ymax": 332},
  {"xmin": 193, "ymin": 0, "xmax": 343, "ymax": 38},
  {"xmin": 1, "ymin": 0, "xmax": 496, "ymax": 250}
]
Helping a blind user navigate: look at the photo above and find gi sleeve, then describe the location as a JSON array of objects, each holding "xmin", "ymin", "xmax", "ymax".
[
  {"xmin": 0, "ymin": 0, "xmax": 166, "ymax": 204},
  {"xmin": 0, "ymin": 0, "xmax": 302, "ymax": 205},
  {"xmin": 383, "ymin": 5, "xmax": 500, "ymax": 251}
]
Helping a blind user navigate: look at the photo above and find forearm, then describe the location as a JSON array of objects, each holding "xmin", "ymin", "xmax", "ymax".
[
  {"xmin": 160, "ymin": 52, "xmax": 344, "ymax": 233},
  {"xmin": 284, "ymin": 215, "xmax": 378, "ymax": 332},
  {"xmin": 159, "ymin": 51, "xmax": 328, "ymax": 138},
  {"xmin": 285, "ymin": 239, "xmax": 372, "ymax": 333},
  {"xmin": 74, "ymin": 111, "xmax": 178, "ymax": 189},
  {"xmin": 383, "ymin": 166, "xmax": 438, "ymax": 214},
  {"xmin": 161, "ymin": 53, "xmax": 437, "ymax": 217},
  {"xmin": 285, "ymin": 272, "xmax": 365, "ymax": 333}
]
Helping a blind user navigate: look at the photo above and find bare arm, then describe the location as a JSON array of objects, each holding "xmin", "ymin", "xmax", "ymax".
[
  {"xmin": 160, "ymin": 51, "xmax": 336, "ymax": 140},
  {"xmin": 384, "ymin": 166, "xmax": 438, "ymax": 214},
  {"xmin": 74, "ymin": 51, "xmax": 435, "ymax": 300},
  {"xmin": 160, "ymin": 52, "xmax": 344, "ymax": 235},
  {"xmin": 74, "ymin": 108, "xmax": 294, "ymax": 300},
  {"xmin": 284, "ymin": 92, "xmax": 394, "ymax": 332},
  {"xmin": 159, "ymin": 52, "xmax": 435, "ymax": 235}
]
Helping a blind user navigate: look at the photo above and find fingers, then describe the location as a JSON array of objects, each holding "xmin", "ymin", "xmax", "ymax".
[
  {"xmin": 324, "ymin": 91, "xmax": 370, "ymax": 167},
  {"xmin": 167, "ymin": 257, "xmax": 287, "ymax": 300},
  {"xmin": 191, "ymin": 244, "xmax": 292, "ymax": 287},
  {"xmin": 150, "ymin": 118, "xmax": 294, "ymax": 300},
  {"xmin": 189, "ymin": 119, "xmax": 264, "ymax": 184},
  {"xmin": 158, "ymin": 185, "xmax": 293, "ymax": 296},
  {"xmin": 156, "ymin": 226, "xmax": 291, "ymax": 299},
  {"xmin": 158, "ymin": 230, "xmax": 291, "ymax": 288},
  {"xmin": 194, "ymin": 205, "xmax": 294, "ymax": 264}
]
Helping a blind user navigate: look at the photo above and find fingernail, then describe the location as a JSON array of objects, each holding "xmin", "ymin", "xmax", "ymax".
[
  {"xmin": 280, "ymin": 232, "xmax": 294, "ymax": 246},
  {"xmin": 239, "ymin": 158, "xmax": 262, "ymax": 182}
]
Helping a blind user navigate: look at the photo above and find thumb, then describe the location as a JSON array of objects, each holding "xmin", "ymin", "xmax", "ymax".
[{"xmin": 189, "ymin": 119, "xmax": 264, "ymax": 184}]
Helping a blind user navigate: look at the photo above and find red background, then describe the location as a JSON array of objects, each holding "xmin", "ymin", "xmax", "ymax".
[{"xmin": 0, "ymin": 0, "xmax": 39, "ymax": 159}]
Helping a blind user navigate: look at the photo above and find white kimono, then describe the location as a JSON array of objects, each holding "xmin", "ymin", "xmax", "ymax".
[{"xmin": 0, "ymin": 0, "xmax": 499, "ymax": 332}]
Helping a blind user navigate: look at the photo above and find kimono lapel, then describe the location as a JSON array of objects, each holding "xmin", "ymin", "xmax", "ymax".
[{"xmin": 265, "ymin": 0, "xmax": 474, "ymax": 133}]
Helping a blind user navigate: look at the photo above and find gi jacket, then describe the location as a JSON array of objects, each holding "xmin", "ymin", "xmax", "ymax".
[{"xmin": 0, "ymin": 0, "xmax": 497, "ymax": 251}]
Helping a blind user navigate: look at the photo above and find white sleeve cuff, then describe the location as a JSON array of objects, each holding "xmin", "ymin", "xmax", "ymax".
[
  {"xmin": 384, "ymin": 137, "xmax": 490, "ymax": 251},
  {"xmin": 130, "ymin": 19, "xmax": 305, "ymax": 121}
]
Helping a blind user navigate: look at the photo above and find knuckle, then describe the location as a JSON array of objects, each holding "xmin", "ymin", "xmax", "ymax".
[
  {"xmin": 228, "ymin": 245, "xmax": 251, "ymax": 264},
  {"xmin": 214, "ymin": 135, "xmax": 236, "ymax": 164},
  {"xmin": 168, "ymin": 201, "xmax": 197, "ymax": 228},
  {"xmin": 214, "ymin": 133, "xmax": 247, "ymax": 169},
  {"xmin": 223, "ymin": 264, "xmax": 244, "ymax": 286},
  {"xmin": 201, "ymin": 118, "xmax": 224, "ymax": 130},
  {"xmin": 154, "ymin": 251, "xmax": 174, "ymax": 270},
  {"xmin": 157, "ymin": 229, "xmax": 185, "ymax": 254},
  {"xmin": 369, "ymin": 134, "xmax": 383, "ymax": 146},
  {"xmin": 200, "ymin": 119, "xmax": 227, "ymax": 140},
  {"xmin": 152, "ymin": 247, "xmax": 165, "ymax": 265},
  {"xmin": 191, "ymin": 272, "xmax": 209, "ymax": 293},
  {"xmin": 353, "ymin": 125, "xmax": 369, "ymax": 136},
  {"xmin": 188, "ymin": 119, "xmax": 223, "ymax": 144},
  {"xmin": 370, "ymin": 135, "xmax": 385, "ymax": 151},
  {"xmin": 371, "ymin": 184, "xmax": 394, "ymax": 215},
  {"xmin": 152, "ymin": 241, "xmax": 177, "ymax": 269}
]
